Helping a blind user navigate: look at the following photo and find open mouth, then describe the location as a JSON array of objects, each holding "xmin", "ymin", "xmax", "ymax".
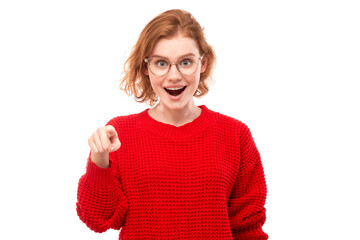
[{"xmin": 164, "ymin": 86, "xmax": 187, "ymax": 96}]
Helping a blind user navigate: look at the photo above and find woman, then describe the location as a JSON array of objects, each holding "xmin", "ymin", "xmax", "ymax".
[{"xmin": 76, "ymin": 9, "xmax": 268, "ymax": 239}]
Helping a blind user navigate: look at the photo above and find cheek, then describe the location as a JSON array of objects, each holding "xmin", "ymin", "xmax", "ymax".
[
  {"xmin": 192, "ymin": 74, "xmax": 201, "ymax": 85},
  {"xmin": 149, "ymin": 76, "xmax": 164, "ymax": 91},
  {"xmin": 185, "ymin": 76, "xmax": 201, "ymax": 92}
]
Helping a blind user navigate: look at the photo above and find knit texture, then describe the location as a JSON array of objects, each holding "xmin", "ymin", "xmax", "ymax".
[{"xmin": 76, "ymin": 105, "xmax": 268, "ymax": 239}]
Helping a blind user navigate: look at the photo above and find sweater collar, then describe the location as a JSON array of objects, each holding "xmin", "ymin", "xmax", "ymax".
[{"xmin": 136, "ymin": 105, "xmax": 217, "ymax": 139}]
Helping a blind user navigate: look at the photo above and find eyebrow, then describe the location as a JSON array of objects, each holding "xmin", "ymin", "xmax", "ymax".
[{"xmin": 149, "ymin": 53, "xmax": 196, "ymax": 60}]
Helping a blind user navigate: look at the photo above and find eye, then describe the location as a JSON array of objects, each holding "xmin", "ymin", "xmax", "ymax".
[
  {"xmin": 180, "ymin": 59, "xmax": 193, "ymax": 67},
  {"xmin": 155, "ymin": 60, "xmax": 168, "ymax": 68}
]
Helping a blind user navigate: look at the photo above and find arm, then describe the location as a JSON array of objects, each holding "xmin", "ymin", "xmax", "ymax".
[
  {"xmin": 77, "ymin": 124, "xmax": 128, "ymax": 232},
  {"xmin": 228, "ymin": 125, "xmax": 268, "ymax": 239},
  {"xmin": 76, "ymin": 156, "xmax": 129, "ymax": 233}
]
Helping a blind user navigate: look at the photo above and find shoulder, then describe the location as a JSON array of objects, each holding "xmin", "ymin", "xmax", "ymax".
[
  {"xmin": 106, "ymin": 112, "xmax": 138, "ymax": 126},
  {"xmin": 105, "ymin": 109, "xmax": 147, "ymax": 133},
  {"xmin": 207, "ymin": 108, "xmax": 259, "ymax": 155},
  {"xmin": 206, "ymin": 107, "xmax": 251, "ymax": 135}
]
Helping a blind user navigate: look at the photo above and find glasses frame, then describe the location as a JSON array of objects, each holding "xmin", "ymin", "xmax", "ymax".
[{"xmin": 144, "ymin": 54, "xmax": 205, "ymax": 76}]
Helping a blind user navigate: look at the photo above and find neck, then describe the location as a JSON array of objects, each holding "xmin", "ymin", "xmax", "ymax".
[{"xmin": 149, "ymin": 101, "xmax": 201, "ymax": 127}]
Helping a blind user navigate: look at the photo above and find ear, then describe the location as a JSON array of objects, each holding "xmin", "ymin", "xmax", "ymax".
[{"xmin": 200, "ymin": 56, "xmax": 208, "ymax": 73}]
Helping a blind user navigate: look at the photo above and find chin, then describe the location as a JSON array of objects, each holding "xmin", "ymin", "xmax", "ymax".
[{"xmin": 161, "ymin": 98, "xmax": 193, "ymax": 110}]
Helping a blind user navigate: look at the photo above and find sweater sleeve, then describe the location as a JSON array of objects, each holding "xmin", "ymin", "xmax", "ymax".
[
  {"xmin": 228, "ymin": 125, "xmax": 268, "ymax": 240},
  {"xmin": 76, "ymin": 155, "xmax": 129, "ymax": 233}
]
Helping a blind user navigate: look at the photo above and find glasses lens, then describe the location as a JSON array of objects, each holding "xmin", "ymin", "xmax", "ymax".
[
  {"xmin": 148, "ymin": 58, "xmax": 169, "ymax": 76},
  {"xmin": 178, "ymin": 57, "xmax": 199, "ymax": 75},
  {"xmin": 148, "ymin": 56, "xmax": 200, "ymax": 76}
]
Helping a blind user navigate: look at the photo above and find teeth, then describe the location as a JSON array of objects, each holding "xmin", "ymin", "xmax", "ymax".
[
  {"xmin": 166, "ymin": 87, "xmax": 184, "ymax": 90},
  {"xmin": 164, "ymin": 86, "xmax": 187, "ymax": 96}
]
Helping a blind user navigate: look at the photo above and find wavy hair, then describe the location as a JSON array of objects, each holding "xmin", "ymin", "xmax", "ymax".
[{"xmin": 120, "ymin": 9, "xmax": 216, "ymax": 106}]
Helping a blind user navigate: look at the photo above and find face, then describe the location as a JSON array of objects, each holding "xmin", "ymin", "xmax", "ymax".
[{"xmin": 145, "ymin": 34, "xmax": 207, "ymax": 111}]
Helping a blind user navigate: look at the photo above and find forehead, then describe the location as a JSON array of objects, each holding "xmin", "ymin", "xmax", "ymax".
[{"xmin": 150, "ymin": 35, "xmax": 200, "ymax": 58}]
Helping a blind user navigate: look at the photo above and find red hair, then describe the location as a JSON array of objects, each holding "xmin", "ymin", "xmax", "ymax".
[{"xmin": 120, "ymin": 9, "xmax": 216, "ymax": 106}]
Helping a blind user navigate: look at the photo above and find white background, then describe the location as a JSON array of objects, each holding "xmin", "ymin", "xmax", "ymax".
[{"xmin": 1, "ymin": 0, "xmax": 359, "ymax": 239}]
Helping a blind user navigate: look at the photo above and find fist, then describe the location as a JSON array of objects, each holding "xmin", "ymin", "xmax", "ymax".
[{"xmin": 88, "ymin": 125, "xmax": 121, "ymax": 168}]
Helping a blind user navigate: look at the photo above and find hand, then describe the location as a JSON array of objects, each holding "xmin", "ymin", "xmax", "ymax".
[{"xmin": 88, "ymin": 125, "xmax": 121, "ymax": 168}]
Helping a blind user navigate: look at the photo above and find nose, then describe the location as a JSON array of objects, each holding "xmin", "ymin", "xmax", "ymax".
[{"xmin": 167, "ymin": 63, "xmax": 182, "ymax": 81}]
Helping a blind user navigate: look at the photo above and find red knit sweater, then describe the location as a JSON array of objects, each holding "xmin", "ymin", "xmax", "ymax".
[{"xmin": 76, "ymin": 105, "xmax": 268, "ymax": 239}]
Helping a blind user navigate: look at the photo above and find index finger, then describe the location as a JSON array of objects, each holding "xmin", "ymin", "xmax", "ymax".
[{"xmin": 105, "ymin": 125, "xmax": 117, "ymax": 138}]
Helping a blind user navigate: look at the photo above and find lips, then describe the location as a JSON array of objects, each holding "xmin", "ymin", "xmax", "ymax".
[{"xmin": 164, "ymin": 86, "xmax": 187, "ymax": 96}]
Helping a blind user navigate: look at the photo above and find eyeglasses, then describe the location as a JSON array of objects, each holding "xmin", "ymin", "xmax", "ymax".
[{"xmin": 144, "ymin": 54, "xmax": 204, "ymax": 76}]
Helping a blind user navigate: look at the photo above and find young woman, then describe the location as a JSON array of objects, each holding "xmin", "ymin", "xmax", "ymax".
[{"xmin": 76, "ymin": 9, "xmax": 268, "ymax": 239}]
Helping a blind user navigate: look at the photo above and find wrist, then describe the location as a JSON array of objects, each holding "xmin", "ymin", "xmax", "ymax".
[{"xmin": 91, "ymin": 152, "xmax": 110, "ymax": 168}]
